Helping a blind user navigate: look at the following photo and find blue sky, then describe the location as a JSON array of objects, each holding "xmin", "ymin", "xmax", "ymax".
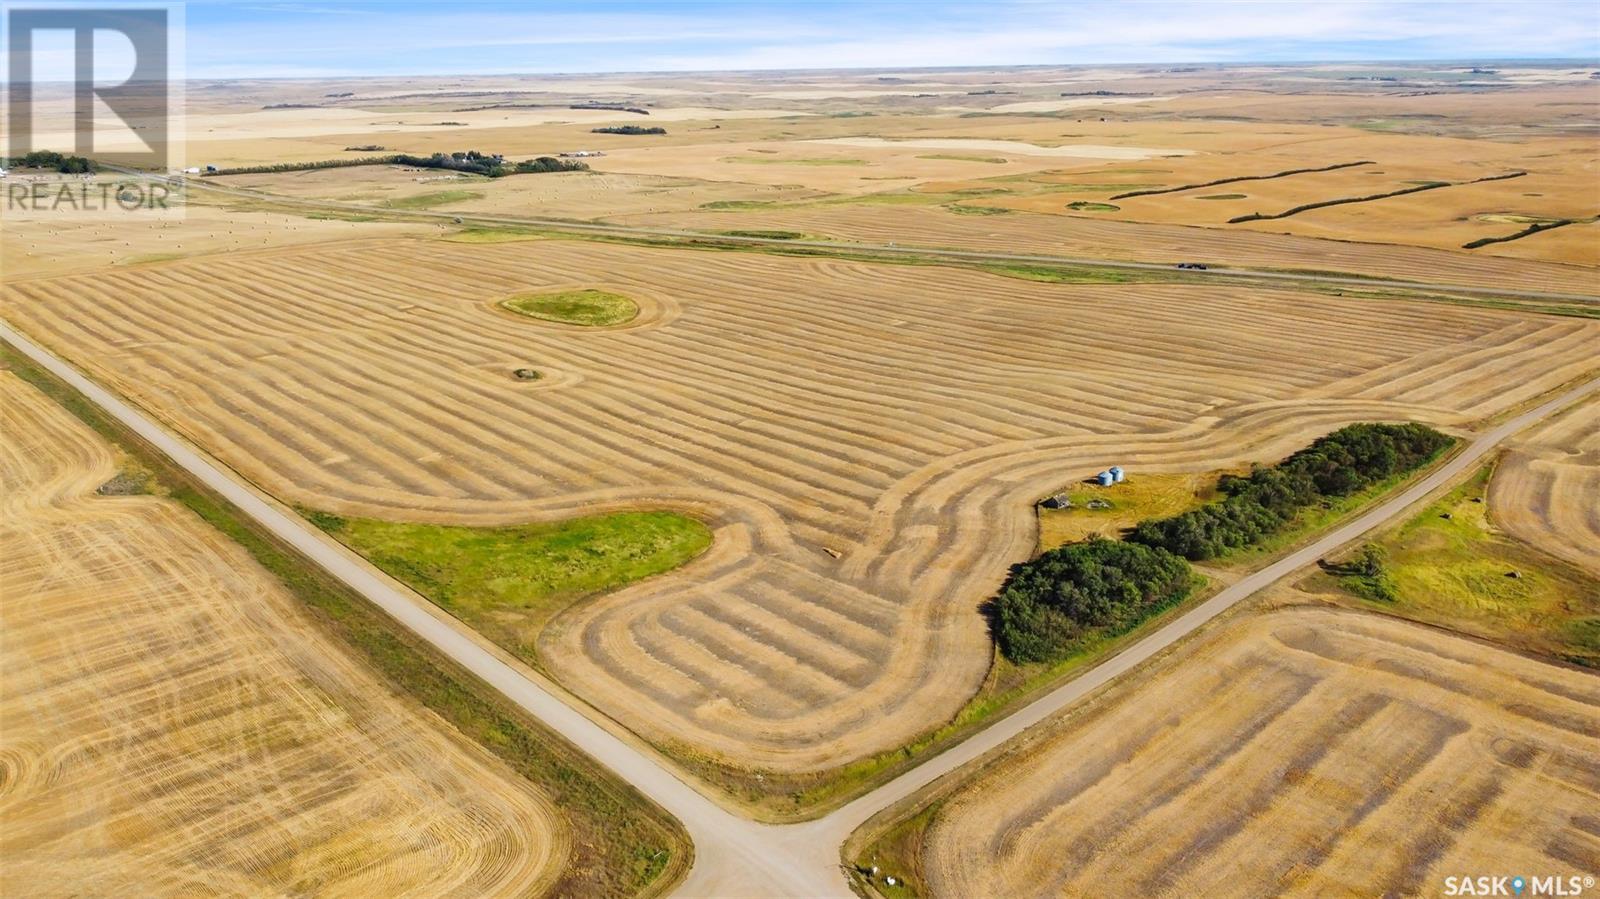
[{"xmin": 174, "ymin": 1, "xmax": 1600, "ymax": 78}]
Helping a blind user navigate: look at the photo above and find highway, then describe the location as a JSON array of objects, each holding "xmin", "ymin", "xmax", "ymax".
[
  {"xmin": 3, "ymin": 316, "xmax": 1594, "ymax": 898},
  {"xmin": 124, "ymin": 170, "xmax": 1600, "ymax": 306}
]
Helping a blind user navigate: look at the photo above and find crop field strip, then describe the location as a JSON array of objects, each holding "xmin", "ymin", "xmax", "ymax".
[
  {"xmin": 0, "ymin": 373, "xmax": 567, "ymax": 897},
  {"xmin": 920, "ymin": 608, "xmax": 1600, "ymax": 899},
  {"xmin": 1108, "ymin": 160, "xmax": 1376, "ymax": 199},
  {"xmin": 1225, "ymin": 171, "xmax": 1526, "ymax": 223},
  {"xmin": 615, "ymin": 203, "xmax": 1600, "ymax": 296},
  {"xmin": 1489, "ymin": 395, "xmax": 1600, "ymax": 578},
  {"xmin": 4, "ymin": 237, "xmax": 1597, "ymax": 777}
]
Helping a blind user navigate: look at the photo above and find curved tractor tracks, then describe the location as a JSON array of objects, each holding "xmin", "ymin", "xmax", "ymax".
[
  {"xmin": 5, "ymin": 315, "xmax": 1596, "ymax": 897},
  {"xmin": 8, "ymin": 236, "xmax": 1594, "ymax": 780}
]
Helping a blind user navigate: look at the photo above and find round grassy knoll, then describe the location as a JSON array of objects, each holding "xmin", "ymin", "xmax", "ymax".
[{"xmin": 501, "ymin": 288, "xmax": 639, "ymax": 326}]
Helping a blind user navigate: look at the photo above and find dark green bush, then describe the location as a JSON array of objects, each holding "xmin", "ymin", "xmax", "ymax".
[
  {"xmin": 208, "ymin": 152, "xmax": 587, "ymax": 178},
  {"xmin": 994, "ymin": 536, "xmax": 1194, "ymax": 664},
  {"xmin": 9, "ymin": 150, "xmax": 95, "ymax": 173},
  {"xmin": 1131, "ymin": 423, "xmax": 1452, "ymax": 560}
]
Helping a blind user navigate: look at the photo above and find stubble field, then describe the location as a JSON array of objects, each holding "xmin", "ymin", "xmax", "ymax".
[
  {"xmin": 912, "ymin": 607, "xmax": 1600, "ymax": 899},
  {"xmin": 1490, "ymin": 395, "xmax": 1600, "ymax": 578},
  {"xmin": 0, "ymin": 371, "xmax": 567, "ymax": 896},
  {"xmin": 48, "ymin": 62, "xmax": 1585, "ymax": 282},
  {"xmin": 4, "ymin": 235, "xmax": 1595, "ymax": 787},
  {"xmin": 614, "ymin": 202, "xmax": 1600, "ymax": 295}
]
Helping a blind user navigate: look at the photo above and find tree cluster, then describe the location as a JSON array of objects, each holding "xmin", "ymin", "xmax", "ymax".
[
  {"xmin": 571, "ymin": 103, "xmax": 649, "ymax": 115},
  {"xmin": 993, "ymin": 536, "xmax": 1194, "ymax": 664},
  {"xmin": 591, "ymin": 125, "xmax": 666, "ymax": 135},
  {"xmin": 207, "ymin": 152, "xmax": 587, "ymax": 178},
  {"xmin": 1129, "ymin": 423, "xmax": 1452, "ymax": 560},
  {"xmin": 9, "ymin": 150, "xmax": 96, "ymax": 173},
  {"xmin": 992, "ymin": 422, "xmax": 1448, "ymax": 663}
]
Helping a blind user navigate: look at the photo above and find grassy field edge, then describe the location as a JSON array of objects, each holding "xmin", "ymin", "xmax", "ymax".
[
  {"xmin": 0, "ymin": 342, "xmax": 693, "ymax": 899},
  {"xmin": 1307, "ymin": 454, "xmax": 1600, "ymax": 666}
]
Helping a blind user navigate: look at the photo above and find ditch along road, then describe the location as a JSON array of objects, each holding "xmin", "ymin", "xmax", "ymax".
[
  {"xmin": 5, "ymin": 317, "xmax": 1597, "ymax": 898},
  {"xmin": 125, "ymin": 170, "xmax": 1600, "ymax": 305}
]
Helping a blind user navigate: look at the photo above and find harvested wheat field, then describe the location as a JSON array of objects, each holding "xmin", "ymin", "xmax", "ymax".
[
  {"xmin": 0, "ymin": 371, "xmax": 568, "ymax": 896},
  {"xmin": 1490, "ymin": 394, "xmax": 1600, "ymax": 577},
  {"xmin": 4, "ymin": 237, "xmax": 1597, "ymax": 779},
  {"xmin": 615, "ymin": 203, "xmax": 1600, "ymax": 296},
  {"xmin": 916, "ymin": 607, "xmax": 1600, "ymax": 899}
]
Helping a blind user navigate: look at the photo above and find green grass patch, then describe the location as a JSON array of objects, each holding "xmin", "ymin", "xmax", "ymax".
[
  {"xmin": 980, "ymin": 263, "xmax": 1150, "ymax": 285},
  {"xmin": 310, "ymin": 511, "xmax": 712, "ymax": 669},
  {"xmin": 849, "ymin": 799, "xmax": 943, "ymax": 898},
  {"xmin": 306, "ymin": 211, "xmax": 381, "ymax": 222},
  {"xmin": 916, "ymin": 153, "xmax": 1008, "ymax": 164},
  {"xmin": 502, "ymin": 288, "xmax": 639, "ymax": 326},
  {"xmin": 1195, "ymin": 193, "xmax": 1246, "ymax": 200},
  {"xmin": 698, "ymin": 199, "xmax": 779, "ymax": 210},
  {"xmin": 0, "ymin": 344, "xmax": 690, "ymax": 898},
  {"xmin": 946, "ymin": 204, "xmax": 1011, "ymax": 216},
  {"xmin": 445, "ymin": 227, "xmax": 545, "ymax": 243},
  {"xmin": 1308, "ymin": 460, "xmax": 1600, "ymax": 666},
  {"xmin": 383, "ymin": 189, "xmax": 484, "ymax": 210},
  {"xmin": 717, "ymin": 229, "xmax": 805, "ymax": 240},
  {"xmin": 1037, "ymin": 472, "xmax": 1224, "ymax": 551},
  {"xmin": 1065, "ymin": 201, "xmax": 1120, "ymax": 212}
]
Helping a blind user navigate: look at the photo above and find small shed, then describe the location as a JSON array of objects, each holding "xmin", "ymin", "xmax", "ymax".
[
  {"xmin": 1040, "ymin": 494, "xmax": 1073, "ymax": 510},
  {"xmin": 1109, "ymin": 466, "xmax": 1125, "ymax": 483},
  {"xmin": 1096, "ymin": 471, "xmax": 1115, "ymax": 487}
]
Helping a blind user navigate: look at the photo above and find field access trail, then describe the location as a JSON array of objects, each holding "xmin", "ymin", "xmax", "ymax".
[{"xmin": 4, "ymin": 319, "xmax": 1594, "ymax": 898}]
